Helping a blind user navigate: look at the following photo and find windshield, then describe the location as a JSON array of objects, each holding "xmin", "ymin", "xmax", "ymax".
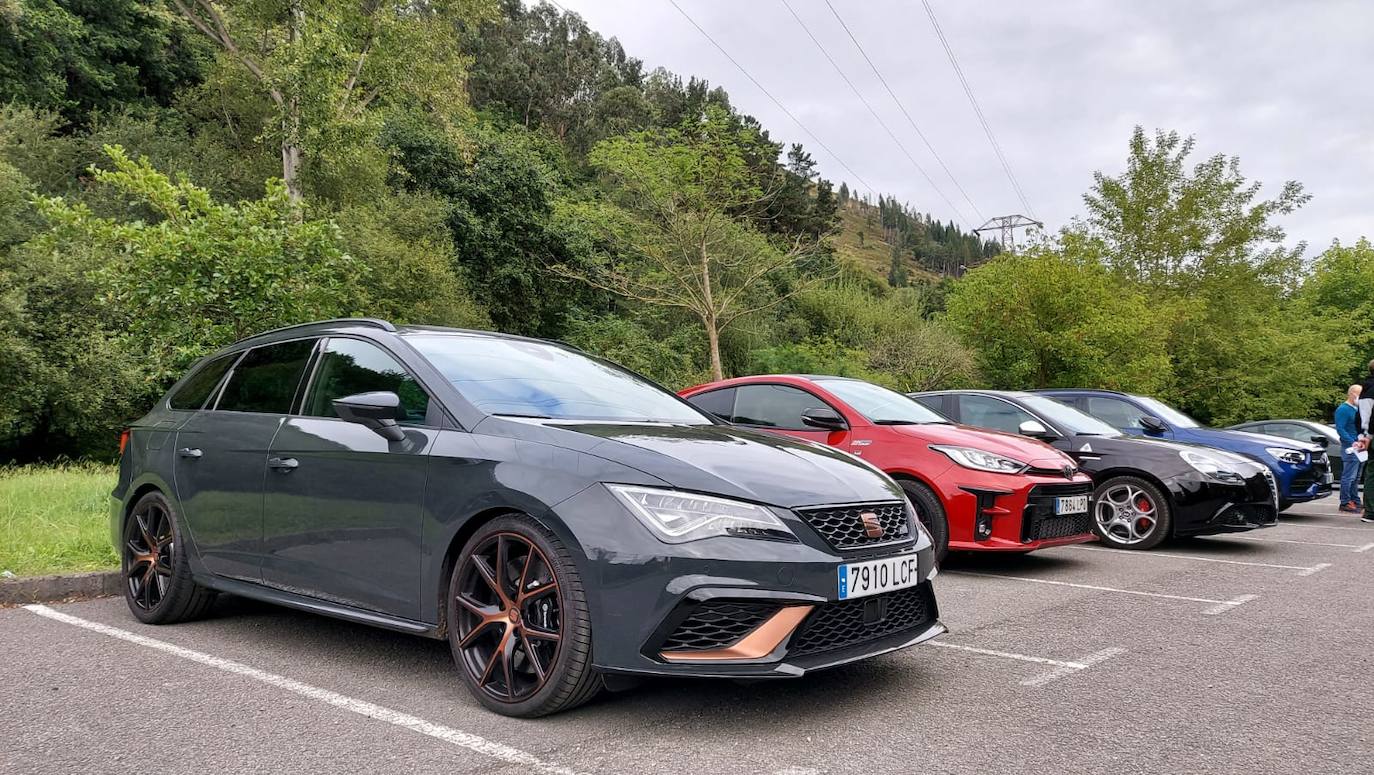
[
  {"xmin": 405, "ymin": 334, "xmax": 710, "ymax": 424},
  {"xmin": 815, "ymin": 379, "xmax": 948, "ymax": 424},
  {"xmin": 1135, "ymin": 396, "xmax": 1200, "ymax": 428},
  {"xmin": 1021, "ymin": 395, "xmax": 1121, "ymax": 436}
]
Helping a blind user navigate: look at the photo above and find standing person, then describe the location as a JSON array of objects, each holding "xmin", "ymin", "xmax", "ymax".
[
  {"xmin": 1360, "ymin": 361, "xmax": 1374, "ymax": 523},
  {"xmin": 1336, "ymin": 385, "xmax": 1363, "ymax": 512}
]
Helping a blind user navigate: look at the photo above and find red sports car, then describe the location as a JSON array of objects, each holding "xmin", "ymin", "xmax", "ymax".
[{"xmin": 680, "ymin": 375, "xmax": 1095, "ymax": 559}]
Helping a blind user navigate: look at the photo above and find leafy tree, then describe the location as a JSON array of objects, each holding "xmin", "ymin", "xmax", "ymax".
[
  {"xmin": 560, "ymin": 108, "xmax": 825, "ymax": 380},
  {"xmin": 0, "ymin": 0, "xmax": 209, "ymax": 126},
  {"xmin": 170, "ymin": 0, "xmax": 490, "ymax": 203},
  {"xmin": 32, "ymin": 146, "xmax": 355, "ymax": 384},
  {"xmin": 943, "ymin": 243, "xmax": 1172, "ymax": 392}
]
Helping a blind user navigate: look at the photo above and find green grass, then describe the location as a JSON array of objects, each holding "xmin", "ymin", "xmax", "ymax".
[{"xmin": 1, "ymin": 463, "xmax": 119, "ymax": 577}]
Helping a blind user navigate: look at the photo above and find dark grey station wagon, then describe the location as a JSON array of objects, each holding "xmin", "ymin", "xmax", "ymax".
[{"xmin": 112, "ymin": 318, "xmax": 943, "ymax": 716}]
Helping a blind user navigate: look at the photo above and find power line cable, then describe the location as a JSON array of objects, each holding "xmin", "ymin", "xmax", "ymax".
[
  {"xmin": 920, "ymin": 0, "xmax": 1035, "ymax": 217},
  {"xmin": 822, "ymin": 0, "xmax": 985, "ymax": 225},
  {"xmin": 779, "ymin": 0, "xmax": 976, "ymax": 226},
  {"xmin": 664, "ymin": 0, "xmax": 878, "ymax": 200}
]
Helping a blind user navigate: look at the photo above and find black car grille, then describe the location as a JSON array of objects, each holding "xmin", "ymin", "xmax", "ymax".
[
  {"xmin": 1021, "ymin": 483, "xmax": 1095, "ymax": 543},
  {"xmin": 1292, "ymin": 455, "xmax": 1329, "ymax": 490},
  {"xmin": 787, "ymin": 584, "xmax": 934, "ymax": 658},
  {"xmin": 659, "ymin": 601, "xmax": 778, "ymax": 652},
  {"xmin": 795, "ymin": 502, "xmax": 910, "ymax": 551}
]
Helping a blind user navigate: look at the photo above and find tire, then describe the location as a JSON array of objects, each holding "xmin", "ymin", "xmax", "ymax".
[
  {"xmin": 1278, "ymin": 498, "xmax": 1293, "ymax": 512},
  {"xmin": 121, "ymin": 491, "xmax": 217, "ymax": 624},
  {"xmin": 1091, "ymin": 476, "xmax": 1171, "ymax": 550},
  {"xmin": 446, "ymin": 514, "xmax": 602, "ymax": 717},
  {"xmin": 899, "ymin": 479, "xmax": 949, "ymax": 563}
]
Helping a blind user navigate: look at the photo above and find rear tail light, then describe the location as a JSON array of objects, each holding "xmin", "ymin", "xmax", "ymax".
[{"xmin": 118, "ymin": 429, "xmax": 130, "ymax": 456}]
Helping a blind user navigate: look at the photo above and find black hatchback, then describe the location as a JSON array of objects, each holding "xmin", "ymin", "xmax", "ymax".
[{"xmin": 111, "ymin": 319, "xmax": 943, "ymax": 716}]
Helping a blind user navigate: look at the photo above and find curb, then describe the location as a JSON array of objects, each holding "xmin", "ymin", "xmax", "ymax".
[{"xmin": 0, "ymin": 571, "xmax": 121, "ymax": 606}]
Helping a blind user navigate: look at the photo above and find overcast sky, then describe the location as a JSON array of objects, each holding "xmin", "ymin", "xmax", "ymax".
[{"xmin": 552, "ymin": 0, "xmax": 1372, "ymax": 252}]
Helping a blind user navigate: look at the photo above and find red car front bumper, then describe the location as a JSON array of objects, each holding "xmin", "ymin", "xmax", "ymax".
[{"xmin": 935, "ymin": 471, "xmax": 1096, "ymax": 552}]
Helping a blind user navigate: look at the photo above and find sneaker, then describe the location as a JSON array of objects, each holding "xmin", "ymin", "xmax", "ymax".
[
  {"xmin": 1340, "ymin": 502, "xmax": 1359, "ymax": 513},
  {"xmin": 1364, "ymin": 515, "xmax": 1374, "ymax": 523}
]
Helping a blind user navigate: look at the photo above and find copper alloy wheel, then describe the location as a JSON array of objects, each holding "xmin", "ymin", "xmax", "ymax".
[
  {"xmin": 124, "ymin": 500, "xmax": 175, "ymax": 611},
  {"xmin": 454, "ymin": 532, "xmax": 563, "ymax": 703}
]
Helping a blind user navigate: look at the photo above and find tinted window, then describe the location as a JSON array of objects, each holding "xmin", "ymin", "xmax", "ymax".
[
  {"xmin": 305, "ymin": 338, "xmax": 429, "ymax": 423},
  {"xmin": 405, "ymin": 334, "xmax": 708, "ymax": 424},
  {"xmin": 1133, "ymin": 396, "xmax": 1200, "ymax": 428},
  {"xmin": 169, "ymin": 353, "xmax": 238, "ymax": 410},
  {"xmin": 1084, "ymin": 396, "xmax": 1150, "ymax": 429},
  {"xmin": 957, "ymin": 395, "xmax": 1035, "ymax": 433},
  {"xmin": 732, "ymin": 384, "xmax": 830, "ymax": 430},
  {"xmin": 1019, "ymin": 395, "xmax": 1120, "ymax": 436},
  {"xmin": 911, "ymin": 394, "xmax": 947, "ymax": 415},
  {"xmin": 215, "ymin": 339, "xmax": 317, "ymax": 414},
  {"xmin": 687, "ymin": 388, "xmax": 735, "ymax": 421}
]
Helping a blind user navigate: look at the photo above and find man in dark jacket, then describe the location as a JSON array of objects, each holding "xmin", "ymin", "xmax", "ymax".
[{"xmin": 1359, "ymin": 361, "xmax": 1374, "ymax": 522}]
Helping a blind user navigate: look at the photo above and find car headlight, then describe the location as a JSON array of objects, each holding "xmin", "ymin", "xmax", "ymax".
[
  {"xmin": 929, "ymin": 445, "xmax": 1028, "ymax": 474},
  {"xmin": 607, "ymin": 485, "xmax": 796, "ymax": 544},
  {"xmin": 1265, "ymin": 447, "xmax": 1307, "ymax": 465},
  {"xmin": 1180, "ymin": 449, "xmax": 1244, "ymax": 483}
]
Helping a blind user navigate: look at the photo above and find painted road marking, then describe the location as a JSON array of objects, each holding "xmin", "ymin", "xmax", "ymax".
[
  {"xmin": 926, "ymin": 642, "xmax": 1125, "ymax": 687},
  {"xmin": 1224, "ymin": 535, "xmax": 1372, "ymax": 552},
  {"xmin": 1068, "ymin": 545, "xmax": 1329, "ymax": 575},
  {"xmin": 1271, "ymin": 521, "xmax": 1374, "ymax": 532},
  {"xmin": 22, "ymin": 605, "xmax": 585, "ymax": 775},
  {"xmin": 949, "ymin": 571, "xmax": 1257, "ymax": 615}
]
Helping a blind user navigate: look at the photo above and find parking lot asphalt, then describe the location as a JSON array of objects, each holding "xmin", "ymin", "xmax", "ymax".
[{"xmin": 4, "ymin": 499, "xmax": 1373, "ymax": 775}]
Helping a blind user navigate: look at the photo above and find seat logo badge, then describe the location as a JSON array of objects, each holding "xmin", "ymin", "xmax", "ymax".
[{"xmin": 860, "ymin": 512, "xmax": 884, "ymax": 538}]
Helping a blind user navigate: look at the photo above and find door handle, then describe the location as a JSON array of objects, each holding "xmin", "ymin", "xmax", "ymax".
[
  {"xmin": 267, "ymin": 456, "xmax": 298, "ymax": 472},
  {"xmin": 178, "ymin": 447, "xmax": 202, "ymax": 459}
]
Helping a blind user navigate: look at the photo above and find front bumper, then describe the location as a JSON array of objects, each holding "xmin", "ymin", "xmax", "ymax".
[
  {"xmin": 553, "ymin": 485, "xmax": 943, "ymax": 678},
  {"xmin": 1169, "ymin": 470, "xmax": 1279, "ymax": 536},
  {"xmin": 939, "ymin": 472, "xmax": 1096, "ymax": 552},
  {"xmin": 1275, "ymin": 456, "xmax": 1333, "ymax": 503}
]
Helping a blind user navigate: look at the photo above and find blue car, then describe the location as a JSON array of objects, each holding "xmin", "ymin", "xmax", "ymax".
[{"xmin": 1037, "ymin": 390, "xmax": 1332, "ymax": 510}]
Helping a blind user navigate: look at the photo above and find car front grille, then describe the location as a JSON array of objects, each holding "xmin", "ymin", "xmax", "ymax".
[
  {"xmin": 1021, "ymin": 483, "xmax": 1095, "ymax": 543},
  {"xmin": 659, "ymin": 601, "xmax": 778, "ymax": 652},
  {"xmin": 795, "ymin": 501, "xmax": 911, "ymax": 551},
  {"xmin": 787, "ymin": 583, "xmax": 935, "ymax": 658}
]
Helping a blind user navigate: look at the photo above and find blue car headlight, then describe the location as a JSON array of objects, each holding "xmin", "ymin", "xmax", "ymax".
[{"xmin": 1265, "ymin": 447, "xmax": 1308, "ymax": 466}]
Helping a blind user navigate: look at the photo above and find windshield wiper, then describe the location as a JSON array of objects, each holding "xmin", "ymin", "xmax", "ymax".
[
  {"xmin": 492, "ymin": 412, "xmax": 552, "ymax": 419},
  {"xmin": 872, "ymin": 419, "xmax": 921, "ymax": 425}
]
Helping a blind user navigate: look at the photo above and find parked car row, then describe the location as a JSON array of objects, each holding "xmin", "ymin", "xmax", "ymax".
[{"xmin": 109, "ymin": 319, "xmax": 1332, "ymax": 718}]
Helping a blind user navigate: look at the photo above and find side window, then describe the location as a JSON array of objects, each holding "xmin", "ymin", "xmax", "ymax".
[
  {"xmin": 731, "ymin": 384, "xmax": 830, "ymax": 431},
  {"xmin": 304, "ymin": 338, "xmax": 430, "ymax": 424},
  {"xmin": 911, "ymin": 394, "xmax": 946, "ymax": 416},
  {"xmin": 215, "ymin": 339, "xmax": 317, "ymax": 414},
  {"xmin": 686, "ymin": 388, "xmax": 736, "ymax": 422},
  {"xmin": 1085, "ymin": 396, "xmax": 1149, "ymax": 429},
  {"xmin": 169, "ymin": 352, "xmax": 239, "ymax": 410},
  {"xmin": 956, "ymin": 395, "xmax": 1034, "ymax": 434},
  {"xmin": 1265, "ymin": 423, "xmax": 1308, "ymax": 442}
]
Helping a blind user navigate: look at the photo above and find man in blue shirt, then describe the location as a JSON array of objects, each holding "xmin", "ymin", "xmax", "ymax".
[{"xmin": 1335, "ymin": 384, "xmax": 1362, "ymax": 512}]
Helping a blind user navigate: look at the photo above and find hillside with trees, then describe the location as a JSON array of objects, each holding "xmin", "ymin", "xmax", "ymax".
[{"xmin": 0, "ymin": 0, "xmax": 1368, "ymax": 462}]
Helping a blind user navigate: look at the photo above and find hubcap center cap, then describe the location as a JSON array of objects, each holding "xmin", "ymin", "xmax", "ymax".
[{"xmin": 508, "ymin": 608, "xmax": 520, "ymax": 625}]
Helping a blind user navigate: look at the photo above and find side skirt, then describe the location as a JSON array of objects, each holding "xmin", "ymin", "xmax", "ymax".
[{"xmin": 199, "ymin": 574, "xmax": 441, "ymax": 639}]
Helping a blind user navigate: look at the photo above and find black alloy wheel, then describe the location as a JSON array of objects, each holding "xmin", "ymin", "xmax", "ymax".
[
  {"xmin": 121, "ymin": 492, "xmax": 216, "ymax": 624},
  {"xmin": 447, "ymin": 515, "xmax": 600, "ymax": 717}
]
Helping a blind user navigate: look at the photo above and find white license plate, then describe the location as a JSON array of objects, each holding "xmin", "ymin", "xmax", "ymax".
[
  {"xmin": 837, "ymin": 554, "xmax": 920, "ymax": 600},
  {"xmin": 1056, "ymin": 495, "xmax": 1089, "ymax": 515}
]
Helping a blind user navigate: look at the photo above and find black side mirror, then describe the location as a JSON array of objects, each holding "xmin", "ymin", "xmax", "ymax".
[
  {"xmin": 801, "ymin": 406, "xmax": 846, "ymax": 431},
  {"xmin": 1310, "ymin": 435, "xmax": 1330, "ymax": 447},
  {"xmin": 333, "ymin": 391, "xmax": 405, "ymax": 442},
  {"xmin": 1018, "ymin": 419, "xmax": 1054, "ymax": 439},
  {"xmin": 1139, "ymin": 415, "xmax": 1167, "ymax": 435}
]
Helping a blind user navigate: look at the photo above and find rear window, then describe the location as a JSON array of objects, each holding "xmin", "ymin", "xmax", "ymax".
[
  {"xmin": 168, "ymin": 353, "xmax": 239, "ymax": 410},
  {"xmin": 215, "ymin": 339, "xmax": 317, "ymax": 414}
]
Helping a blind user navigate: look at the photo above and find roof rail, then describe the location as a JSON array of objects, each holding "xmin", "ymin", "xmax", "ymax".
[{"xmin": 241, "ymin": 317, "xmax": 396, "ymax": 342}]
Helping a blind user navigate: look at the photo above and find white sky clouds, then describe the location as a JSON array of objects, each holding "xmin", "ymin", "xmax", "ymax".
[{"xmin": 553, "ymin": 0, "xmax": 1372, "ymax": 251}]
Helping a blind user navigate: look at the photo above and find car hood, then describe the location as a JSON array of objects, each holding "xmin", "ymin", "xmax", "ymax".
[
  {"xmin": 888, "ymin": 422, "xmax": 1075, "ymax": 469},
  {"xmin": 1064, "ymin": 433, "xmax": 1267, "ymax": 475},
  {"xmin": 1181, "ymin": 426, "xmax": 1323, "ymax": 454},
  {"xmin": 485, "ymin": 418, "xmax": 904, "ymax": 508}
]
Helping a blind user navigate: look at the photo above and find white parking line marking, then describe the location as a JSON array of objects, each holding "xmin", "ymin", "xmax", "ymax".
[
  {"xmin": 1225, "ymin": 535, "xmax": 1368, "ymax": 551},
  {"xmin": 925, "ymin": 642, "xmax": 1126, "ymax": 687},
  {"xmin": 1202, "ymin": 594, "xmax": 1258, "ymax": 616},
  {"xmin": 1068, "ymin": 545, "xmax": 1325, "ymax": 575},
  {"xmin": 1270, "ymin": 522, "xmax": 1374, "ymax": 532},
  {"xmin": 22, "ymin": 605, "xmax": 585, "ymax": 775},
  {"xmin": 1021, "ymin": 648, "xmax": 1125, "ymax": 687},
  {"xmin": 949, "ymin": 571, "xmax": 1254, "ymax": 614}
]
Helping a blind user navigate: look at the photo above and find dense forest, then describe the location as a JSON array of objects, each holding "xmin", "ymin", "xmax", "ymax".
[{"xmin": 0, "ymin": 0, "xmax": 1369, "ymax": 462}]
